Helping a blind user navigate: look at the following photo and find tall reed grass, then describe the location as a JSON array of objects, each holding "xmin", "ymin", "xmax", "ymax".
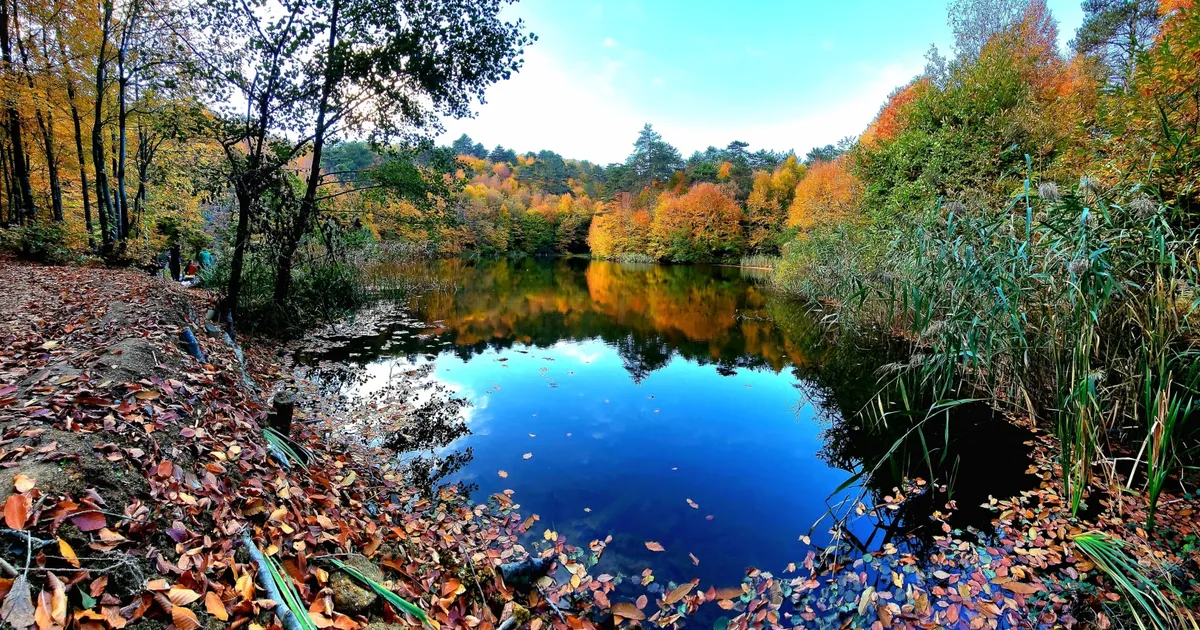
[{"xmin": 775, "ymin": 174, "xmax": 1200, "ymax": 525}]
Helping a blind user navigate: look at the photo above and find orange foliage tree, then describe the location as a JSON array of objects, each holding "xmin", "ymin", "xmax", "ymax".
[
  {"xmin": 787, "ymin": 158, "xmax": 860, "ymax": 230},
  {"xmin": 649, "ymin": 183, "xmax": 742, "ymax": 261}
]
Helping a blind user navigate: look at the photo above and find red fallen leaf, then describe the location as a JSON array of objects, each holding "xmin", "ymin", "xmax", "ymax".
[
  {"xmin": 69, "ymin": 512, "xmax": 105, "ymax": 532},
  {"xmin": 644, "ymin": 541, "xmax": 664, "ymax": 552},
  {"xmin": 4, "ymin": 494, "xmax": 28, "ymax": 530},
  {"xmin": 705, "ymin": 515, "xmax": 714, "ymax": 520},
  {"xmin": 72, "ymin": 395, "xmax": 113, "ymax": 407},
  {"xmin": 635, "ymin": 594, "xmax": 647, "ymax": 610},
  {"xmin": 156, "ymin": 461, "xmax": 173, "ymax": 478}
]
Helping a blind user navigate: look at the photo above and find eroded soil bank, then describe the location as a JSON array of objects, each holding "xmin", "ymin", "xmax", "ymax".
[{"xmin": 0, "ymin": 259, "xmax": 1196, "ymax": 630}]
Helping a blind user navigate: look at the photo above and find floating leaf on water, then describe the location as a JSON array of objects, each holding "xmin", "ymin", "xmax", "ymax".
[
  {"xmin": 689, "ymin": 553, "xmax": 699, "ymax": 566},
  {"xmin": 522, "ymin": 453, "xmax": 532, "ymax": 460},
  {"xmin": 497, "ymin": 470, "xmax": 508, "ymax": 478},
  {"xmin": 644, "ymin": 541, "xmax": 664, "ymax": 552},
  {"xmin": 686, "ymin": 499, "xmax": 698, "ymax": 509},
  {"xmin": 610, "ymin": 602, "xmax": 644, "ymax": 621}
]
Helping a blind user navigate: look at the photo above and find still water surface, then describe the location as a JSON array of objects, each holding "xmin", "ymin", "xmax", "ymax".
[{"xmin": 296, "ymin": 258, "xmax": 1033, "ymax": 592}]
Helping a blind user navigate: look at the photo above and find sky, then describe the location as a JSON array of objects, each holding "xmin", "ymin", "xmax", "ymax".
[{"xmin": 439, "ymin": 0, "xmax": 1085, "ymax": 165}]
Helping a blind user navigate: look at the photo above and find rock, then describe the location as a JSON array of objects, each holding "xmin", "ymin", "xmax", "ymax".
[
  {"xmin": 330, "ymin": 554, "xmax": 385, "ymax": 613},
  {"xmin": 204, "ymin": 323, "xmax": 223, "ymax": 338}
]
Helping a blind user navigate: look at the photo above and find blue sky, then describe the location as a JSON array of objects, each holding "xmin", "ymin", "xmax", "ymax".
[{"xmin": 441, "ymin": 0, "xmax": 1084, "ymax": 164}]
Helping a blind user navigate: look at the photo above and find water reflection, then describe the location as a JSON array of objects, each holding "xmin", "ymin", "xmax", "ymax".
[{"xmin": 296, "ymin": 258, "xmax": 1035, "ymax": 591}]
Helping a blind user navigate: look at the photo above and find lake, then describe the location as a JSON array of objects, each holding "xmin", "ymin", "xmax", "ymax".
[{"xmin": 294, "ymin": 258, "xmax": 1036, "ymax": 600}]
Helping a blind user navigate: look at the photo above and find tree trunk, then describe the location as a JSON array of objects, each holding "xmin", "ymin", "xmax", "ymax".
[
  {"xmin": 65, "ymin": 74, "xmax": 94, "ymax": 248},
  {"xmin": 0, "ymin": 0, "xmax": 34, "ymax": 224},
  {"xmin": 116, "ymin": 44, "xmax": 129, "ymax": 239},
  {"xmin": 92, "ymin": 0, "xmax": 114, "ymax": 249},
  {"xmin": 273, "ymin": 0, "xmax": 340, "ymax": 307},
  {"xmin": 224, "ymin": 184, "xmax": 253, "ymax": 323}
]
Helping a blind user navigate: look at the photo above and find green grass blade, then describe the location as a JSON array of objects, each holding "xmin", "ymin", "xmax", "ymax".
[{"xmin": 327, "ymin": 558, "xmax": 437, "ymax": 628}]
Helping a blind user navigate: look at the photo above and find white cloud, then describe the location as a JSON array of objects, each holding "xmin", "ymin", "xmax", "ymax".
[
  {"xmin": 440, "ymin": 47, "xmax": 644, "ymax": 162},
  {"xmin": 440, "ymin": 48, "xmax": 924, "ymax": 163},
  {"xmin": 602, "ymin": 37, "xmax": 619, "ymax": 48}
]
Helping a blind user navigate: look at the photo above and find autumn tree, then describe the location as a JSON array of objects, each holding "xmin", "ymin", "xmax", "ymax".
[
  {"xmin": 191, "ymin": 0, "xmax": 532, "ymax": 321},
  {"xmin": 787, "ymin": 158, "xmax": 859, "ymax": 230},
  {"xmin": 650, "ymin": 182, "xmax": 742, "ymax": 262}
]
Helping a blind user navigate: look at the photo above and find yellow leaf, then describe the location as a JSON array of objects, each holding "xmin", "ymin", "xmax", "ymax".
[{"xmin": 57, "ymin": 538, "xmax": 79, "ymax": 568}]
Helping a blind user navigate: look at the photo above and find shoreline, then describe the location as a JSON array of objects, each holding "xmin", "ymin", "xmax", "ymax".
[{"xmin": 1, "ymin": 259, "xmax": 1196, "ymax": 629}]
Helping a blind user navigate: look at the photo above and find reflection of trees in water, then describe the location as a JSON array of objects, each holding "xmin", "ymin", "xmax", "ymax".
[
  {"xmin": 300, "ymin": 258, "xmax": 1037, "ymax": 551},
  {"xmin": 384, "ymin": 386, "xmax": 474, "ymax": 497},
  {"xmin": 297, "ymin": 357, "xmax": 477, "ymax": 498}
]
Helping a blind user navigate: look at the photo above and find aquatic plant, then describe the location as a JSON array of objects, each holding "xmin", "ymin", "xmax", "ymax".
[{"xmin": 1072, "ymin": 532, "xmax": 1196, "ymax": 630}]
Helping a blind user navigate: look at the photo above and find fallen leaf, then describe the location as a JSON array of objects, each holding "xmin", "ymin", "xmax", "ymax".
[
  {"xmin": 168, "ymin": 587, "xmax": 202, "ymax": 606},
  {"xmin": 69, "ymin": 512, "xmax": 105, "ymax": 532},
  {"xmin": 610, "ymin": 602, "xmax": 644, "ymax": 621},
  {"xmin": 205, "ymin": 592, "xmax": 228, "ymax": 622},
  {"xmin": 12, "ymin": 475, "xmax": 34, "ymax": 493},
  {"xmin": 522, "ymin": 453, "xmax": 532, "ymax": 460},
  {"xmin": 635, "ymin": 594, "xmax": 647, "ymax": 610},
  {"xmin": 3, "ymin": 495, "xmax": 28, "ymax": 530},
  {"xmin": 689, "ymin": 553, "xmax": 699, "ymax": 566},
  {"xmin": 0, "ymin": 575, "xmax": 35, "ymax": 629},
  {"xmin": 686, "ymin": 499, "xmax": 698, "ymax": 509},
  {"xmin": 664, "ymin": 583, "xmax": 695, "ymax": 605},
  {"xmin": 172, "ymin": 605, "xmax": 201, "ymax": 630},
  {"xmin": 497, "ymin": 470, "xmax": 508, "ymax": 478},
  {"xmin": 644, "ymin": 541, "xmax": 664, "ymax": 552},
  {"xmin": 57, "ymin": 539, "xmax": 79, "ymax": 568}
]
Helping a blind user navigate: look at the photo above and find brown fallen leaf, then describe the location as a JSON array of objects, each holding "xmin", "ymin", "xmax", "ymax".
[
  {"xmin": 610, "ymin": 602, "xmax": 644, "ymax": 621},
  {"xmin": 172, "ymin": 605, "xmax": 201, "ymax": 630},
  {"xmin": 664, "ymin": 582, "xmax": 695, "ymax": 605},
  {"xmin": 3, "ymin": 495, "xmax": 28, "ymax": 530},
  {"xmin": 168, "ymin": 587, "xmax": 202, "ymax": 606},
  {"xmin": 644, "ymin": 541, "xmax": 664, "ymax": 552},
  {"xmin": 0, "ymin": 574, "xmax": 35, "ymax": 628},
  {"xmin": 1005, "ymin": 581, "xmax": 1044, "ymax": 595},
  {"xmin": 689, "ymin": 553, "xmax": 699, "ymax": 566},
  {"xmin": 11, "ymin": 474, "xmax": 34, "ymax": 493},
  {"xmin": 205, "ymin": 592, "xmax": 228, "ymax": 621}
]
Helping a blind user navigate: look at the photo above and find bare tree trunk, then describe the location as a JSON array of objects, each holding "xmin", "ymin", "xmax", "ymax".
[
  {"xmin": 116, "ymin": 41, "xmax": 130, "ymax": 239},
  {"xmin": 0, "ymin": 0, "xmax": 34, "ymax": 223},
  {"xmin": 273, "ymin": 0, "xmax": 340, "ymax": 306},
  {"xmin": 92, "ymin": 0, "xmax": 115, "ymax": 249},
  {"xmin": 64, "ymin": 63, "xmax": 94, "ymax": 248}
]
